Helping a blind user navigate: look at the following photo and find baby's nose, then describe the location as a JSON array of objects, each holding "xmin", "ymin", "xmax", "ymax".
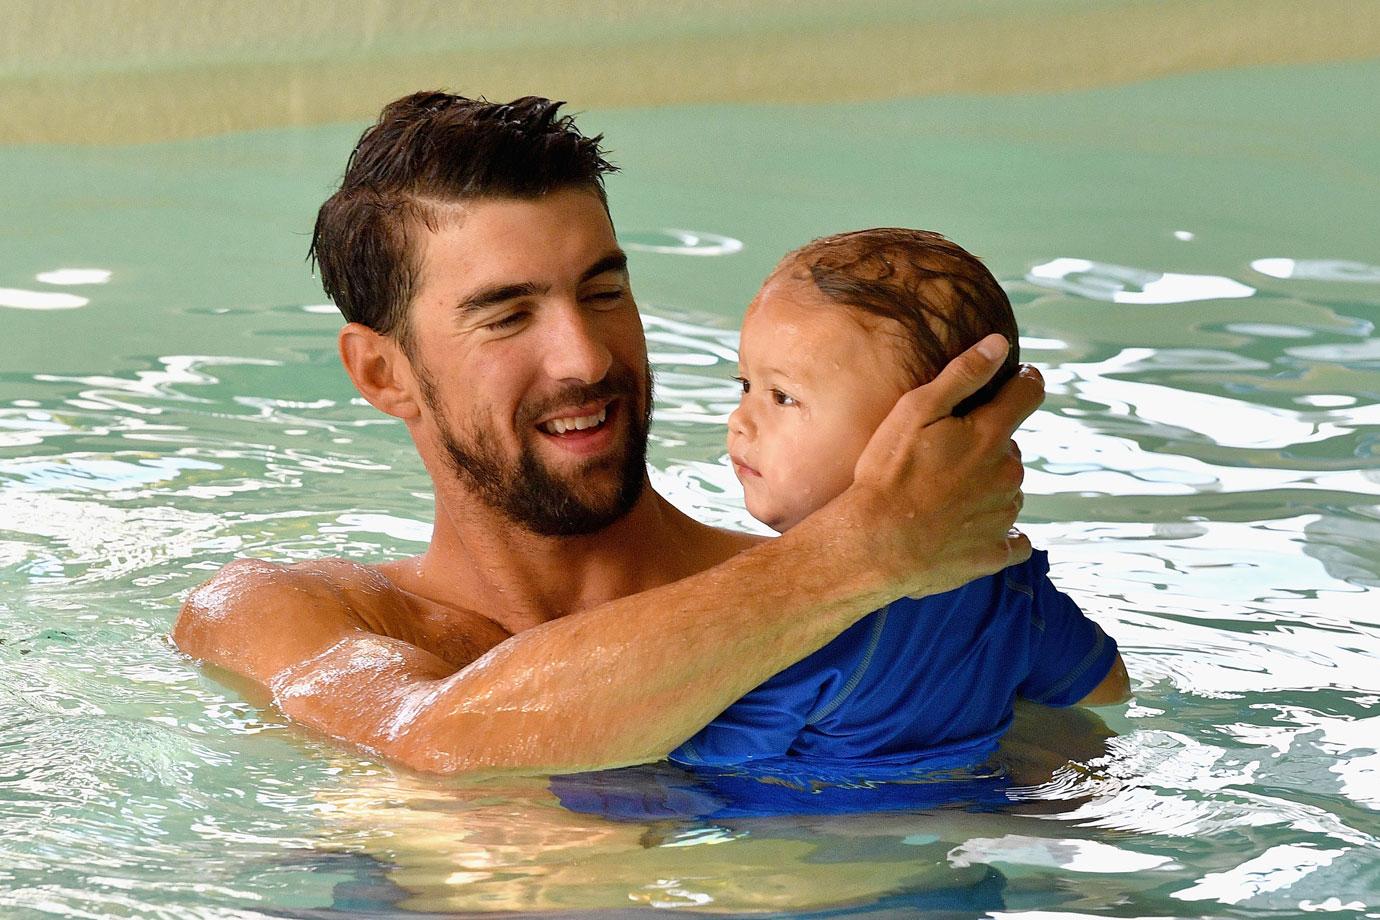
[{"xmin": 728, "ymin": 403, "xmax": 752, "ymax": 438}]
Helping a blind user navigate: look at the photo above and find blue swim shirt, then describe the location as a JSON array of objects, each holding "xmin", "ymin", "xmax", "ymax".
[{"xmin": 670, "ymin": 549, "xmax": 1117, "ymax": 769}]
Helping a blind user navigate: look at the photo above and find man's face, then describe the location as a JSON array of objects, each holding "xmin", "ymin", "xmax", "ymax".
[{"xmin": 403, "ymin": 188, "xmax": 652, "ymax": 536}]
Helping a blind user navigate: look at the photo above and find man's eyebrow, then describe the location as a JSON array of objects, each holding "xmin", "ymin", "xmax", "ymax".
[
  {"xmin": 454, "ymin": 252, "xmax": 627, "ymax": 315},
  {"xmin": 581, "ymin": 251, "xmax": 628, "ymax": 283},
  {"xmin": 455, "ymin": 280, "xmax": 548, "ymax": 314}
]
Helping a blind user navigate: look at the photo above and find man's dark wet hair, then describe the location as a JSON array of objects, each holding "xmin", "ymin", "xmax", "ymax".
[
  {"xmin": 780, "ymin": 228, "xmax": 1019, "ymax": 416},
  {"xmin": 309, "ymin": 91, "xmax": 618, "ymax": 347}
]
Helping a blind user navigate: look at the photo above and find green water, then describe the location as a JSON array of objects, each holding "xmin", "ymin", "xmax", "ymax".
[{"xmin": 1, "ymin": 60, "xmax": 1378, "ymax": 917}]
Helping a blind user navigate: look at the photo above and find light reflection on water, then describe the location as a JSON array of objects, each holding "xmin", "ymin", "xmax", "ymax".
[
  {"xmin": 3, "ymin": 73, "xmax": 1380, "ymax": 920},
  {"xmin": 2, "ymin": 276, "xmax": 1378, "ymax": 915}
]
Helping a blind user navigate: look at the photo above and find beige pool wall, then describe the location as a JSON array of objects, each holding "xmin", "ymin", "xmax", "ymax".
[{"xmin": 5, "ymin": 0, "xmax": 1379, "ymax": 145}]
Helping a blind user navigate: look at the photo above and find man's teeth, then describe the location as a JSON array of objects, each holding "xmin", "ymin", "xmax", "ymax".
[{"xmin": 542, "ymin": 407, "xmax": 608, "ymax": 434}]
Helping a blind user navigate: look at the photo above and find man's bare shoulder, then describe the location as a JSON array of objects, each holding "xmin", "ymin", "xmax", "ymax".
[
  {"xmin": 173, "ymin": 556, "xmax": 507, "ymax": 687},
  {"xmin": 172, "ymin": 557, "xmax": 393, "ymax": 675},
  {"xmin": 178, "ymin": 556, "xmax": 392, "ymax": 624}
]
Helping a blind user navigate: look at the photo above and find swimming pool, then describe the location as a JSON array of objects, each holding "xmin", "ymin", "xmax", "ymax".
[{"xmin": 2, "ymin": 26, "xmax": 1379, "ymax": 920}]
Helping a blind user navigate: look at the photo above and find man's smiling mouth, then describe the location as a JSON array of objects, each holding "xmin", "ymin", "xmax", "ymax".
[{"xmin": 538, "ymin": 402, "xmax": 611, "ymax": 436}]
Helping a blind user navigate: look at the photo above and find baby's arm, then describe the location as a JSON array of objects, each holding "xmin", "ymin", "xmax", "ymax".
[
  {"xmin": 1016, "ymin": 553, "xmax": 1130, "ymax": 707},
  {"xmin": 1074, "ymin": 652, "xmax": 1130, "ymax": 705}
]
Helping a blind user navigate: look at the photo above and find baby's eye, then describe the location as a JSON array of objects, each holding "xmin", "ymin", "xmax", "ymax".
[
  {"xmin": 732, "ymin": 375, "xmax": 750, "ymax": 395},
  {"xmin": 771, "ymin": 388, "xmax": 797, "ymax": 407}
]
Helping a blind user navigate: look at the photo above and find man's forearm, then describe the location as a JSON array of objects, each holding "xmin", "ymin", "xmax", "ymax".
[
  {"xmin": 356, "ymin": 505, "xmax": 897, "ymax": 773},
  {"xmin": 266, "ymin": 351, "xmax": 1038, "ymax": 774}
]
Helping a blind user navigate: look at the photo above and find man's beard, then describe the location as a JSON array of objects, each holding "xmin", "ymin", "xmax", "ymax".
[{"xmin": 421, "ymin": 361, "xmax": 652, "ymax": 537}]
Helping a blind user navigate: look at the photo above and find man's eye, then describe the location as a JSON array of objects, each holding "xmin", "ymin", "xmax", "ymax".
[
  {"xmin": 771, "ymin": 388, "xmax": 797, "ymax": 407},
  {"xmin": 585, "ymin": 289, "xmax": 625, "ymax": 305},
  {"xmin": 486, "ymin": 311, "xmax": 527, "ymax": 330},
  {"xmin": 732, "ymin": 375, "xmax": 750, "ymax": 394}
]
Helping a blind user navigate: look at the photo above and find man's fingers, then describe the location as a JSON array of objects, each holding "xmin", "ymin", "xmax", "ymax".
[
  {"xmin": 1005, "ymin": 528, "xmax": 1033, "ymax": 567},
  {"xmin": 968, "ymin": 364, "xmax": 1045, "ymax": 437},
  {"xmin": 903, "ymin": 333, "xmax": 1010, "ymax": 427}
]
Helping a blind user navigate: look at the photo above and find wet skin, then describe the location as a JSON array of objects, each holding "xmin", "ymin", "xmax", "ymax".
[
  {"xmin": 172, "ymin": 188, "xmax": 1053, "ymax": 773},
  {"xmin": 730, "ymin": 274, "xmax": 916, "ymax": 533},
  {"xmin": 728, "ymin": 271, "xmax": 1129, "ymax": 704}
]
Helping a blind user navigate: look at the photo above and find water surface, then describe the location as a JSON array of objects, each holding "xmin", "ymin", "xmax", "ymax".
[{"xmin": 1, "ymin": 59, "xmax": 1378, "ymax": 917}]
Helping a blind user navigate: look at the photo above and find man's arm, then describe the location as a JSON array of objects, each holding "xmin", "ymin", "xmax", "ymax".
[{"xmin": 175, "ymin": 335, "xmax": 1041, "ymax": 774}]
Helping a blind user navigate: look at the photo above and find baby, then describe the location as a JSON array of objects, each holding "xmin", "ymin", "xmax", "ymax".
[{"xmin": 671, "ymin": 228, "xmax": 1127, "ymax": 770}]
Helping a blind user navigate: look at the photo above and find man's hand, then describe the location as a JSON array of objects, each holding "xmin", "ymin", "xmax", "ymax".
[
  {"xmin": 173, "ymin": 338, "xmax": 1047, "ymax": 774},
  {"xmin": 841, "ymin": 333, "xmax": 1043, "ymax": 599}
]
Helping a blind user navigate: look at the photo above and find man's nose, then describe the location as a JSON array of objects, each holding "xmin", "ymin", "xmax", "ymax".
[{"xmin": 544, "ymin": 303, "xmax": 613, "ymax": 384}]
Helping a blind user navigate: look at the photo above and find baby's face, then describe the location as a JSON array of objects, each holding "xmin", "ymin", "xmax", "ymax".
[{"xmin": 729, "ymin": 274, "xmax": 914, "ymax": 533}]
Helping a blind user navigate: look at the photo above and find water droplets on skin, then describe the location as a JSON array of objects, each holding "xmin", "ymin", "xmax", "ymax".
[
  {"xmin": 630, "ymin": 279, "xmax": 1380, "ymax": 910},
  {"xmin": 3, "ymin": 59, "xmax": 1380, "ymax": 917},
  {"xmin": 4, "ymin": 286, "xmax": 1380, "ymax": 915}
]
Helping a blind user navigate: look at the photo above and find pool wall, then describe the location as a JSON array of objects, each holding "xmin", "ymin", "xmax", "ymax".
[{"xmin": 5, "ymin": 0, "xmax": 1380, "ymax": 144}]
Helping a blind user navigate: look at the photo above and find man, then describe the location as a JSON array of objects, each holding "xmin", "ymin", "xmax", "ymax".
[{"xmin": 172, "ymin": 91, "xmax": 1060, "ymax": 775}]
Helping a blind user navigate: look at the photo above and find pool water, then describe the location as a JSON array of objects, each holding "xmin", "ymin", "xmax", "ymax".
[{"xmin": 2, "ymin": 58, "xmax": 1379, "ymax": 917}]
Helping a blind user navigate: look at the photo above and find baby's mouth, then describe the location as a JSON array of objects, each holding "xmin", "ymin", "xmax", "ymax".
[{"xmin": 730, "ymin": 454, "xmax": 761, "ymax": 478}]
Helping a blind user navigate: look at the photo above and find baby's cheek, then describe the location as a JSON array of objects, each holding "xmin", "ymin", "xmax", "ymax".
[
  {"xmin": 740, "ymin": 476, "xmax": 789, "ymax": 533},
  {"xmin": 787, "ymin": 440, "xmax": 857, "ymax": 514}
]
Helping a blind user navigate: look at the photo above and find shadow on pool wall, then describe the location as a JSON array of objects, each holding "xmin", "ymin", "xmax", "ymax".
[{"xmin": 4, "ymin": 0, "xmax": 1380, "ymax": 145}]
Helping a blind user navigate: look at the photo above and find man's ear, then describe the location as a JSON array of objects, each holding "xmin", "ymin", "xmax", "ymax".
[{"xmin": 338, "ymin": 322, "xmax": 422, "ymax": 420}]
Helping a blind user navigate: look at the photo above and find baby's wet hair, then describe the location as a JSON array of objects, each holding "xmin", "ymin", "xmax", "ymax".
[{"xmin": 779, "ymin": 228, "xmax": 1019, "ymax": 415}]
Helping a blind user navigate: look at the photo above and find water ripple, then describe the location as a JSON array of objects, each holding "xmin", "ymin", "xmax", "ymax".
[
  {"xmin": 623, "ymin": 229, "xmax": 744, "ymax": 256},
  {"xmin": 1027, "ymin": 258, "xmax": 1256, "ymax": 304},
  {"xmin": 0, "ymin": 298, "xmax": 1377, "ymax": 918},
  {"xmin": 1252, "ymin": 259, "xmax": 1380, "ymax": 283}
]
